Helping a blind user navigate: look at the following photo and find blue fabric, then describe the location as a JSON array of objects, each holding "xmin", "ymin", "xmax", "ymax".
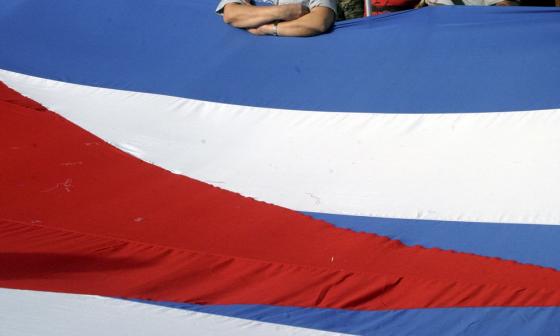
[
  {"xmin": 305, "ymin": 212, "xmax": 560, "ymax": 270},
  {"xmin": 3, "ymin": 2, "xmax": 560, "ymax": 334},
  {"xmin": 1, "ymin": 1, "xmax": 560, "ymax": 113},
  {"xmin": 133, "ymin": 299, "xmax": 560, "ymax": 336}
]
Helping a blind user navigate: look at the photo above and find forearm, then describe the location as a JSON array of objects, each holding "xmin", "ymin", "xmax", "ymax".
[
  {"xmin": 250, "ymin": 7, "xmax": 334, "ymax": 37},
  {"xmin": 276, "ymin": 7, "xmax": 334, "ymax": 37},
  {"xmin": 223, "ymin": 3, "xmax": 306, "ymax": 28}
]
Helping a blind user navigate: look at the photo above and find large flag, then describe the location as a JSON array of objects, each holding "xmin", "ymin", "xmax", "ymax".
[{"xmin": 1, "ymin": 1, "xmax": 560, "ymax": 334}]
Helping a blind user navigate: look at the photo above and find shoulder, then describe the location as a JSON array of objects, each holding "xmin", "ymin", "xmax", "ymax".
[
  {"xmin": 216, "ymin": 0, "xmax": 248, "ymax": 15},
  {"xmin": 309, "ymin": 0, "xmax": 338, "ymax": 14}
]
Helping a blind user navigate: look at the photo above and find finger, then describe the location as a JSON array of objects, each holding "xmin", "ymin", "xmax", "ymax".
[{"xmin": 247, "ymin": 28, "xmax": 262, "ymax": 35}]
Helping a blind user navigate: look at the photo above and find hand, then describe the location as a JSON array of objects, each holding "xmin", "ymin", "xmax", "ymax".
[
  {"xmin": 279, "ymin": 4, "xmax": 310, "ymax": 21},
  {"xmin": 248, "ymin": 24, "xmax": 274, "ymax": 36},
  {"xmin": 495, "ymin": 0, "xmax": 519, "ymax": 5}
]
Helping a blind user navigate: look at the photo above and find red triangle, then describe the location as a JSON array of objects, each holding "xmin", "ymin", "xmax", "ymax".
[{"xmin": 1, "ymin": 81, "xmax": 560, "ymax": 310}]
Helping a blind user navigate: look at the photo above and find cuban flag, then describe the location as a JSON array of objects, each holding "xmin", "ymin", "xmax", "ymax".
[{"xmin": 1, "ymin": 1, "xmax": 560, "ymax": 335}]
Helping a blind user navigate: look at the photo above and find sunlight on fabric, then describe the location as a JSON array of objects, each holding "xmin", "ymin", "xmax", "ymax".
[
  {"xmin": 0, "ymin": 288, "xmax": 345, "ymax": 336},
  {"xmin": 2, "ymin": 69, "xmax": 559, "ymax": 225}
]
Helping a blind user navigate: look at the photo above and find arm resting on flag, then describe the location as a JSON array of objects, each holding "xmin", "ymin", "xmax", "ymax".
[
  {"xmin": 222, "ymin": 3, "xmax": 309, "ymax": 28},
  {"xmin": 248, "ymin": 6, "xmax": 335, "ymax": 37}
]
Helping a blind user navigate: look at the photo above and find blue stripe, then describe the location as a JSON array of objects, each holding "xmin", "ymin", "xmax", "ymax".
[
  {"xmin": 1, "ymin": 1, "xmax": 559, "ymax": 113},
  {"xmin": 133, "ymin": 300, "xmax": 560, "ymax": 336},
  {"xmin": 305, "ymin": 212, "xmax": 560, "ymax": 270}
]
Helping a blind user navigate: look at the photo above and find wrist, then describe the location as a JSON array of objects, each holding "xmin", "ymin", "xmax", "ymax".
[{"xmin": 271, "ymin": 23, "xmax": 279, "ymax": 36}]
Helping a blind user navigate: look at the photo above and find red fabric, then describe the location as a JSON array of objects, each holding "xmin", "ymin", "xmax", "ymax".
[
  {"xmin": 369, "ymin": 0, "xmax": 419, "ymax": 16},
  {"xmin": 370, "ymin": 0, "xmax": 418, "ymax": 7},
  {"xmin": 1, "ymin": 81, "xmax": 560, "ymax": 310}
]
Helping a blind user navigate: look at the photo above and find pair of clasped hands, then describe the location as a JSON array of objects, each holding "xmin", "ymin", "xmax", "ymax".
[
  {"xmin": 248, "ymin": 3, "xmax": 309, "ymax": 35},
  {"xmin": 222, "ymin": 2, "xmax": 335, "ymax": 37}
]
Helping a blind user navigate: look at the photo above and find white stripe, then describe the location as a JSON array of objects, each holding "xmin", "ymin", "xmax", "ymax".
[
  {"xmin": 2, "ymin": 69, "xmax": 560, "ymax": 225},
  {"xmin": 0, "ymin": 288, "xmax": 344, "ymax": 336}
]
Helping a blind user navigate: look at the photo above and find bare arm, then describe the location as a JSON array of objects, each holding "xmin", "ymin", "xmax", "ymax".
[
  {"xmin": 222, "ymin": 3, "xmax": 309, "ymax": 28},
  {"xmin": 248, "ymin": 6, "xmax": 335, "ymax": 37}
]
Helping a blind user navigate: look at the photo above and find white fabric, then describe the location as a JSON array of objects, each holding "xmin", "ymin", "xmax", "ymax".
[
  {"xmin": 2, "ymin": 69, "xmax": 560, "ymax": 225},
  {"xmin": 0, "ymin": 288, "xmax": 344, "ymax": 336}
]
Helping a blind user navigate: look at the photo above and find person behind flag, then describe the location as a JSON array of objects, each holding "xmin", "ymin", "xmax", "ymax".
[
  {"xmin": 420, "ymin": 0, "xmax": 519, "ymax": 5},
  {"xmin": 336, "ymin": 0, "xmax": 363, "ymax": 20},
  {"xmin": 216, "ymin": 0, "xmax": 337, "ymax": 37}
]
